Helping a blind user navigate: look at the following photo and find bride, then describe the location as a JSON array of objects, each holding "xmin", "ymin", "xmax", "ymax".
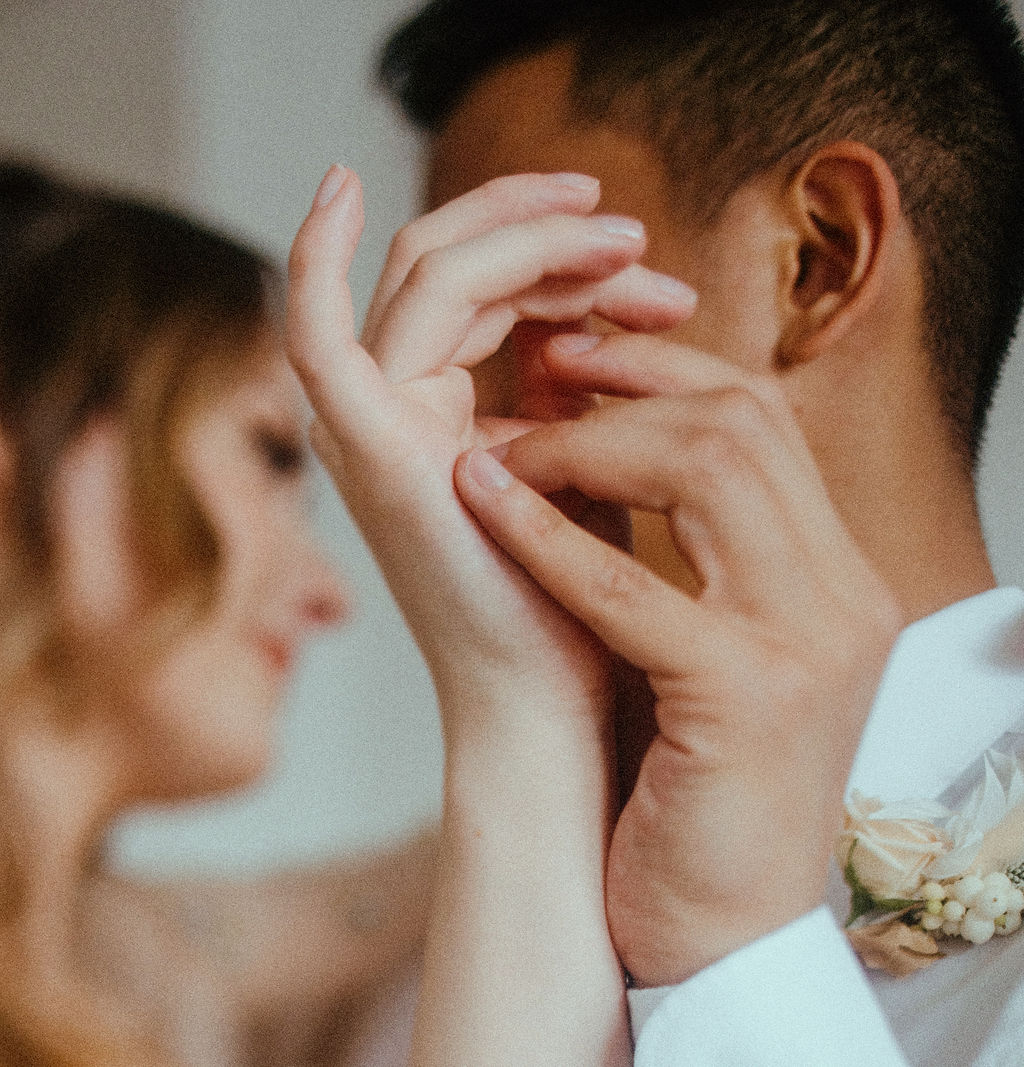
[{"xmin": 0, "ymin": 161, "xmax": 433, "ymax": 1067}]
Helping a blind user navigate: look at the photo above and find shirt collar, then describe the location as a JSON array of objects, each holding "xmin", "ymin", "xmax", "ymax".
[{"xmin": 848, "ymin": 587, "xmax": 1024, "ymax": 802}]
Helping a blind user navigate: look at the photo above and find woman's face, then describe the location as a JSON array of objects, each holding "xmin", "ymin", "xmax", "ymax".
[{"xmin": 57, "ymin": 346, "xmax": 349, "ymax": 800}]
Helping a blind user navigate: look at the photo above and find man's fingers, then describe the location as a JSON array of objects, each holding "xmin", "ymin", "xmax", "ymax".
[
  {"xmin": 362, "ymin": 172, "xmax": 602, "ymax": 346},
  {"xmin": 541, "ymin": 332, "xmax": 817, "ymax": 471},
  {"xmin": 453, "ymin": 448, "xmax": 709, "ymax": 674},
  {"xmin": 542, "ymin": 332, "xmax": 741, "ymax": 397},
  {"xmin": 495, "ymin": 400, "xmax": 852, "ymax": 619},
  {"xmin": 287, "ymin": 166, "xmax": 392, "ymax": 440}
]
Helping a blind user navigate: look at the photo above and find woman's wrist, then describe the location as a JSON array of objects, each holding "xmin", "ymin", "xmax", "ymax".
[
  {"xmin": 439, "ymin": 691, "xmax": 617, "ymax": 824},
  {"xmin": 437, "ymin": 689, "xmax": 613, "ymax": 766}
]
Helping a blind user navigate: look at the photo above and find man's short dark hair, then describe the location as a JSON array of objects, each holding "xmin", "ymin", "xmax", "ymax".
[{"xmin": 380, "ymin": 0, "xmax": 1024, "ymax": 467}]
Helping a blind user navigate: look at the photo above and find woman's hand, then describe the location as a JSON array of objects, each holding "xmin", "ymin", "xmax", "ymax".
[
  {"xmin": 287, "ymin": 166, "xmax": 695, "ymax": 725},
  {"xmin": 287, "ymin": 169, "xmax": 697, "ymax": 1067},
  {"xmin": 454, "ymin": 330, "xmax": 903, "ymax": 987}
]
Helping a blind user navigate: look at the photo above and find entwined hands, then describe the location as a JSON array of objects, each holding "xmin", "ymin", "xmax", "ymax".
[
  {"xmin": 288, "ymin": 167, "xmax": 691, "ymax": 721},
  {"xmin": 288, "ymin": 166, "xmax": 901, "ymax": 998}
]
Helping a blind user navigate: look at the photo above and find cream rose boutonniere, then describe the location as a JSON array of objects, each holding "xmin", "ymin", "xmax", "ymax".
[
  {"xmin": 839, "ymin": 747, "xmax": 1024, "ymax": 977},
  {"xmin": 836, "ymin": 793, "xmax": 952, "ymax": 899}
]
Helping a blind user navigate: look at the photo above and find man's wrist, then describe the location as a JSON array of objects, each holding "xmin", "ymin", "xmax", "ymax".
[{"xmin": 614, "ymin": 895, "xmax": 829, "ymax": 988}]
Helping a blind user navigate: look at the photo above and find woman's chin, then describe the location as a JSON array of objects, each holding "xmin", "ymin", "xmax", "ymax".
[
  {"xmin": 189, "ymin": 731, "xmax": 278, "ymax": 799},
  {"xmin": 123, "ymin": 718, "xmax": 279, "ymax": 805}
]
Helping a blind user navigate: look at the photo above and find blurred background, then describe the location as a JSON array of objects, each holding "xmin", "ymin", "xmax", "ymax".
[{"xmin": 2, "ymin": 0, "xmax": 1022, "ymax": 875}]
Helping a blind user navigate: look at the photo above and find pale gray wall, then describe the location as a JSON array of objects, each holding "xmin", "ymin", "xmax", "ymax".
[
  {"xmin": 2, "ymin": 0, "xmax": 1023, "ymax": 873},
  {"xmin": 0, "ymin": 0, "xmax": 194, "ymax": 199}
]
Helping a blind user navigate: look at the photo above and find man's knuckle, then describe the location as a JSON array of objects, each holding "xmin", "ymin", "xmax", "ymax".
[
  {"xmin": 686, "ymin": 424, "xmax": 739, "ymax": 476},
  {"xmin": 713, "ymin": 385, "xmax": 767, "ymax": 434},
  {"xmin": 589, "ymin": 555, "xmax": 643, "ymax": 607}
]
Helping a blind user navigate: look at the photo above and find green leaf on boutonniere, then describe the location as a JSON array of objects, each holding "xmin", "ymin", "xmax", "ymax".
[
  {"xmin": 844, "ymin": 842, "xmax": 877, "ymax": 926},
  {"xmin": 842, "ymin": 842, "xmax": 918, "ymax": 926},
  {"xmin": 872, "ymin": 896, "xmax": 920, "ymax": 913}
]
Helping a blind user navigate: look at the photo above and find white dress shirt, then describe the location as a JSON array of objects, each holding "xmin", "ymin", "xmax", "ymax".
[{"xmin": 629, "ymin": 587, "xmax": 1024, "ymax": 1066}]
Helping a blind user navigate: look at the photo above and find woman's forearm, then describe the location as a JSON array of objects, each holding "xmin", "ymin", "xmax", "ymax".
[{"xmin": 412, "ymin": 700, "xmax": 630, "ymax": 1067}]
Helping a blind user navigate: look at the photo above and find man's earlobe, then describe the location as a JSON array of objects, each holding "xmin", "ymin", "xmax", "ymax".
[{"xmin": 779, "ymin": 141, "xmax": 901, "ymax": 364}]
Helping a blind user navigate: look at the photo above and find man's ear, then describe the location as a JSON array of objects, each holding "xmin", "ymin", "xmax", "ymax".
[{"xmin": 777, "ymin": 140, "xmax": 901, "ymax": 364}]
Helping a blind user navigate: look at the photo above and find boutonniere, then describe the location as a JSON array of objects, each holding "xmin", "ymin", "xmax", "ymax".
[{"xmin": 837, "ymin": 749, "xmax": 1024, "ymax": 977}]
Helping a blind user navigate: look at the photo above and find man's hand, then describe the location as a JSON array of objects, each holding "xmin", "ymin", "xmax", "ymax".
[{"xmin": 454, "ymin": 330, "xmax": 903, "ymax": 986}]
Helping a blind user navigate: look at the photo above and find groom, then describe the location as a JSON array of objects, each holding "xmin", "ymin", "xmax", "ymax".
[{"xmin": 370, "ymin": 0, "xmax": 1024, "ymax": 1061}]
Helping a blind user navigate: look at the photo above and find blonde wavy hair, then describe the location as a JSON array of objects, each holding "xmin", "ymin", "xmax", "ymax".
[{"xmin": 0, "ymin": 162, "xmax": 278, "ymax": 1066}]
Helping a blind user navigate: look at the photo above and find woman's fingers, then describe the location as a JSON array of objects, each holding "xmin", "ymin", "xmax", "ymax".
[
  {"xmin": 454, "ymin": 448, "xmax": 709, "ymax": 675},
  {"xmin": 444, "ymin": 266, "xmax": 696, "ymax": 374},
  {"xmin": 286, "ymin": 166, "xmax": 393, "ymax": 443},
  {"xmin": 513, "ymin": 264, "xmax": 696, "ymax": 332},
  {"xmin": 362, "ymin": 172, "xmax": 602, "ymax": 346},
  {"xmin": 372, "ymin": 212, "xmax": 650, "ymax": 382}
]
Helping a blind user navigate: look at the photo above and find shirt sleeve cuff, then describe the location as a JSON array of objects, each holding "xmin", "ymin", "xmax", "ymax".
[{"xmin": 629, "ymin": 907, "xmax": 908, "ymax": 1066}]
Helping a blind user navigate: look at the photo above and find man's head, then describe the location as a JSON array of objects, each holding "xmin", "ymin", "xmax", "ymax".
[{"xmin": 381, "ymin": 0, "xmax": 1024, "ymax": 471}]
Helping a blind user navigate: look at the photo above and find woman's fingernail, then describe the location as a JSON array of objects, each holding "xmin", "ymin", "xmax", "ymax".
[
  {"xmin": 467, "ymin": 448, "xmax": 512, "ymax": 491},
  {"xmin": 595, "ymin": 215, "xmax": 645, "ymax": 240},
  {"xmin": 313, "ymin": 164, "xmax": 348, "ymax": 209},
  {"xmin": 550, "ymin": 172, "xmax": 600, "ymax": 192},
  {"xmin": 549, "ymin": 333, "xmax": 602, "ymax": 356},
  {"xmin": 653, "ymin": 273, "xmax": 698, "ymax": 308}
]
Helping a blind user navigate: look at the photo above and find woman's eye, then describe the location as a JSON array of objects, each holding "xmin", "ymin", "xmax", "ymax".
[{"xmin": 253, "ymin": 426, "xmax": 307, "ymax": 479}]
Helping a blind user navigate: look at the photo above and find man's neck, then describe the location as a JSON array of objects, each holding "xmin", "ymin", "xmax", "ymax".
[
  {"xmin": 869, "ymin": 508, "xmax": 995, "ymax": 623},
  {"xmin": 794, "ymin": 329, "xmax": 998, "ymax": 623},
  {"xmin": 829, "ymin": 433, "xmax": 996, "ymax": 623}
]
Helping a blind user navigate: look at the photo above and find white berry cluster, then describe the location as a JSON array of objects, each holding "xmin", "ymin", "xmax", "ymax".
[{"xmin": 916, "ymin": 872, "xmax": 1024, "ymax": 944}]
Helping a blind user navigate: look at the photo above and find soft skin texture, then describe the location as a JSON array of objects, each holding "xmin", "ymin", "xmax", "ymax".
[
  {"xmin": 288, "ymin": 166, "xmax": 697, "ymax": 1066},
  {"xmin": 455, "ymin": 341, "xmax": 902, "ymax": 984},
  {"xmin": 291, "ymin": 41, "xmax": 999, "ymax": 1058},
  {"xmin": 57, "ymin": 352, "xmax": 349, "ymax": 799}
]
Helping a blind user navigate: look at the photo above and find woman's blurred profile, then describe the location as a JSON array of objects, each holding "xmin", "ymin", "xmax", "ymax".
[{"xmin": 0, "ymin": 162, "xmax": 431, "ymax": 1067}]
